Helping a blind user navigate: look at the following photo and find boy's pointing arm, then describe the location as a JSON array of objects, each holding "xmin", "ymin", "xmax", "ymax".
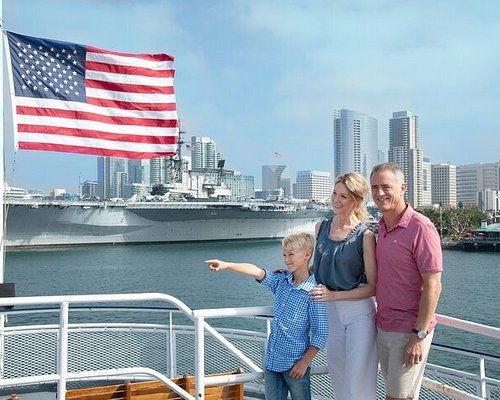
[{"xmin": 205, "ymin": 259, "xmax": 266, "ymax": 281}]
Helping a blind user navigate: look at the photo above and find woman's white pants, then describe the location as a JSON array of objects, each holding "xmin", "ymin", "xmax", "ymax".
[{"xmin": 326, "ymin": 297, "xmax": 377, "ymax": 400}]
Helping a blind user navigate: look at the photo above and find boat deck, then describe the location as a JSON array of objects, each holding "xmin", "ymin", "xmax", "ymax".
[{"xmin": 0, "ymin": 293, "xmax": 499, "ymax": 400}]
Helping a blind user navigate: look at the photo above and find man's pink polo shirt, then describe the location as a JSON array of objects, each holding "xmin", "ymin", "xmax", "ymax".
[{"xmin": 376, "ymin": 204, "xmax": 443, "ymax": 333}]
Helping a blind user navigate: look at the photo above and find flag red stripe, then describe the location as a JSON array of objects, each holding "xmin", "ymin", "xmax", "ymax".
[
  {"xmin": 86, "ymin": 97, "xmax": 177, "ymax": 112},
  {"xmin": 85, "ymin": 79, "xmax": 175, "ymax": 95},
  {"xmin": 18, "ymin": 124, "xmax": 178, "ymax": 144},
  {"xmin": 18, "ymin": 142, "xmax": 176, "ymax": 159},
  {"xmin": 16, "ymin": 106, "xmax": 177, "ymax": 127},
  {"xmin": 7, "ymin": 31, "xmax": 179, "ymax": 159},
  {"xmin": 87, "ymin": 46, "xmax": 174, "ymax": 62},
  {"xmin": 86, "ymin": 61, "xmax": 174, "ymax": 78}
]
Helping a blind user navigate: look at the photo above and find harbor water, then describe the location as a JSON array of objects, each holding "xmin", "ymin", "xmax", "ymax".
[{"xmin": 4, "ymin": 242, "xmax": 500, "ymax": 377}]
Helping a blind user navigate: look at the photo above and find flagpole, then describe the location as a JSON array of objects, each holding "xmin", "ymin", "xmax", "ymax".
[
  {"xmin": 0, "ymin": 0, "xmax": 6, "ymax": 382},
  {"xmin": 0, "ymin": 0, "xmax": 5, "ymax": 286}
]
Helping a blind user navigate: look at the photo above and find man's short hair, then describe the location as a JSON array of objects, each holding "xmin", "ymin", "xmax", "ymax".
[{"xmin": 371, "ymin": 163, "xmax": 405, "ymax": 185}]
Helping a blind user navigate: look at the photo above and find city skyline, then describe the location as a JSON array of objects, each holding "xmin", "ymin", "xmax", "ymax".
[{"xmin": 2, "ymin": 0, "xmax": 500, "ymax": 193}]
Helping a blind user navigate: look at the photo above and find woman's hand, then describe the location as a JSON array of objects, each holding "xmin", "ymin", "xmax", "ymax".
[{"xmin": 310, "ymin": 284, "xmax": 332, "ymax": 302}]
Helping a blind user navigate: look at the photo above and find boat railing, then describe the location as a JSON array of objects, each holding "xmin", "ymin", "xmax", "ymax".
[
  {"xmin": 0, "ymin": 292, "xmax": 258, "ymax": 400},
  {"xmin": 0, "ymin": 294, "xmax": 499, "ymax": 399}
]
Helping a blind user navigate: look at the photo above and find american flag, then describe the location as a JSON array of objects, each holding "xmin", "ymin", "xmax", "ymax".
[{"xmin": 5, "ymin": 31, "xmax": 179, "ymax": 159}]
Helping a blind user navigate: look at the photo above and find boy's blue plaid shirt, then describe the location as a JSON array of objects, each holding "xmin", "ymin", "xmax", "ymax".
[{"xmin": 259, "ymin": 270, "xmax": 328, "ymax": 372}]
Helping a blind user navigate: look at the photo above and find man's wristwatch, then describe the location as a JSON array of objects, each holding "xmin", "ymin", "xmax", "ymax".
[{"xmin": 412, "ymin": 328, "xmax": 428, "ymax": 339}]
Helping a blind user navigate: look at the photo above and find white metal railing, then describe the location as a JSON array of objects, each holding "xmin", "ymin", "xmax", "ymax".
[
  {"xmin": 0, "ymin": 295, "xmax": 499, "ymax": 400},
  {"xmin": 0, "ymin": 293, "xmax": 264, "ymax": 400}
]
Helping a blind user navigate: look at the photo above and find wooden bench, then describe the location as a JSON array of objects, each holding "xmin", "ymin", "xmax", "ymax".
[{"xmin": 64, "ymin": 370, "xmax": 245, "ymax": 400}]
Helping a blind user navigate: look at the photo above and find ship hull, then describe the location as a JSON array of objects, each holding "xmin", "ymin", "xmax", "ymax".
[{"xmin": 5, "ymin": 200, "xmax": 331, "ymax": 249}]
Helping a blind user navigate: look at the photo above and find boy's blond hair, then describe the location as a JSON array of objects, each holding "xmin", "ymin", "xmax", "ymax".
[{"xmin": 282, "ymin": 232, "xmax": 315, "ymax": 255}]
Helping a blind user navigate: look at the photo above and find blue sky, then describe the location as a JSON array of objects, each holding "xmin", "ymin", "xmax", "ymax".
[{"xmin": 2, "ymin": 0, "xmax": 499, "ymax": 194}]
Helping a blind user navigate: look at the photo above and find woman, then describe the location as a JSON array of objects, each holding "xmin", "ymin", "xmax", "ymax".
[{"xmin": 310, "ymin": 172, "xmax": 378, "ymax": 400}]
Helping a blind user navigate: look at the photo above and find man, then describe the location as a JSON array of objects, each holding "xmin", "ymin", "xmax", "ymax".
[{"xmin": 370, "ymin": 163, "xmax": 443, "ymax": 400}]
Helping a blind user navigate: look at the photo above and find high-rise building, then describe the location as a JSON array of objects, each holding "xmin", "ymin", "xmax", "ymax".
[
  {"xmin": 128, "ymin": 160, "xmax": 149, "ymax": 184},
  {"xmin": 422, "ymin": 157, "xmax": 432, "ymax": 206},
  {"xmin": 262, "ymin": 165, "xmax": 291, "ymax": 196},
  {"xmin": 456, "ymin": 161, "xmax": 500, "ymax": 206},
  {"xmin": 294, "ymin": 171, "xmax": 331, "ymax": 201},
  {"xmin": 478, "ymin": 189, "xmax": 499, "ymax": 213},
  {"xmin": 97, "ymin": 157, "xmax": 127, "ymax": 200},
  {"xmin": 388, "ymin": 111, "xmax": 423, "ymax": 207},
  {"xmin": 431, "ymin": 163, "xmax": 457, "ymax": 207},
  {"xmin": 191, "ymin": 136, "xmax": 221, "ymax": 169},
  {"xmin": 333, "ymin": 109, "xmax": 378, "ymax": 181}
]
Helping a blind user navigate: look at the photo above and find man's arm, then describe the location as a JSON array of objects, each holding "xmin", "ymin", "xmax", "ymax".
[
  {"xmin": 205, "ymin": 259, "xmax": 266, "ymax": 281},
  {"xmin": 405, "ymin": 271, "xmax": 442, "ymax": 365}
]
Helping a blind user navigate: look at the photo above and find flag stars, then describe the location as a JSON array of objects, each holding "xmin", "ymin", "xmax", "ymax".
[{"xmin": 10, "ymin": 35, "xmax": 85, "ymax": 101}]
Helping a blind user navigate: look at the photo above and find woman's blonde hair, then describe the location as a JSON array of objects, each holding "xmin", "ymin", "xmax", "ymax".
[{"xmin": 334, "ymin": 172, "xmax": 369, "ymax": 221}]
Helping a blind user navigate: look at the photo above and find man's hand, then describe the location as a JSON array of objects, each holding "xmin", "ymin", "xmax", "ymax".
[{"xmin": 404, "ymin": 336, "xmax": 424, "ymax": 366}]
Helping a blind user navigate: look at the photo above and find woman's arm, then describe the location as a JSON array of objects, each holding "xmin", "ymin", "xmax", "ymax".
[{"xmin": 311, "ymin": 230, "xmax": 377, "ymax": 301}]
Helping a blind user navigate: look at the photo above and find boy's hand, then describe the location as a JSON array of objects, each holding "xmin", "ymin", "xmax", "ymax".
[
  {"xmin": 205, "ymin": 259, "xmax": 229, "ymax": 272},
  {"xmin": 289, "ymin": 359, "xmax": 309, "ymax": 379}
]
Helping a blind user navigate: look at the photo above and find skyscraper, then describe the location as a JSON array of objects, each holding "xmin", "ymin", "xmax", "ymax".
[
  {"xmin": 422, "ymin": 157, "xmax": 432, "ymax": 206},
  {"xmin": 333, "ymin": 109, "xmax": 378, "ymax": 181},
  {"xmin": 191, "ymin": 136, "xmax": 221, "ymax": 169},
  {"xmin": 97, "ymin": 157, "xmax": 127, "ymax": 200},
  {"xmin": 388, "ymin": 111, "xmax": 423, "ymax": 207}
]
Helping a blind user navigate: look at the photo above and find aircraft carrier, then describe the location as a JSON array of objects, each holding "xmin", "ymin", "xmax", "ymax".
[{"xmin": 5, "ymin": 199, "xmax": 331, "ymax": 249}]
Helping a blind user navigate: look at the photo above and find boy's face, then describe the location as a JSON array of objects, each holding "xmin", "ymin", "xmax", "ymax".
[{"xmin": 282, "ymin": 247, "xmax": 311, "ymax": 273}]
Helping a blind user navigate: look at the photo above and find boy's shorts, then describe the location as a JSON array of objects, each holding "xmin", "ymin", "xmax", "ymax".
[{"xmin": 377, "ymin": 328, "xmax": 434, "ymax": 399}]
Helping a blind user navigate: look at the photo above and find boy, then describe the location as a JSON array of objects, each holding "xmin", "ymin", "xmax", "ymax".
[{"xmin": 205, "ymin": 232, "xmax": 328, "ymax": 400}]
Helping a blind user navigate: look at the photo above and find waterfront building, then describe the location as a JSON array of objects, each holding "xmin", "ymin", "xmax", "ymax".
[
  {"xmin": 113, "ymin": 171, "xmax": 128, "ymax": 199},
  {"xmin": 97, "ymin": 157, "xmax": 127, "ymax": 200},
  {"xmin": 293, "ymin": 170, "xmax": 332, "ymax": 202},
  {"xmin": 431, "ymin": 163, "xmax": 457, "ymax": 207},
  {"xmin": 333, "ymin": 109, "xmax": 379, "ymax": 181},
  {"xmin": 150, "ymin": 157, "xmax": 174, "ymax": 186},
  {"xmin": 52, "ymin": 188, "xmax": 66, "ymax": 199},
  {"xmin": 4, "ymin": 184, "xmax": 26, "ymax": 199},
  {"xmin": 128, "ymin": 160, "xmax": 150, "ymax": 186},
  {"xmin": 378, "ymin": 150, "xmax": 386, "ymax": 164},
  {"xmin": 457, "ymin": 161, "xmax": 500, "ymax": 206},
  {"xmin": 478, "ymin": 189, "xmax": 499, "ymax": 213},
  {"xmin": 388, "ymin": 111, "xmax": 423, "ymax": 207},
  {"xmin": 81, "ymin": 181, "xmax": 98, "ymax": 200},
  {"xmin": 422, "ymin": 157, "xmax": 432, "ymax": 206},
  {"xmin": 262, "ymin": 165, "xmax": 291, "ymax": 196},
  {"xmin": 191, "ymin": 136, "xmax": 222, "ymax": 170}
]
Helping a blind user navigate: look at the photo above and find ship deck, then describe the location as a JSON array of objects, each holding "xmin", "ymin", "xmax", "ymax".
[{"xmin": 0, "ymin": 293, "xmax": 499, "ymax": 399}]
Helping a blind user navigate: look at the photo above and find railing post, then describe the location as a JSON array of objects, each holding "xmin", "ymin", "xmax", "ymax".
[
  {"xmin": 169, "ymin": 311, "xmax": 175, "ymax": 378},
  {"xmin": 194, "ymin": 315, "xmax": 205, "ymax": 400},
  {"xmin": 57, "ymin": 301, "xmax": 69, "ymax": 399},
  {"xmin": 479, "ymin": 356, "xmax": 486, "ymax": 398}
]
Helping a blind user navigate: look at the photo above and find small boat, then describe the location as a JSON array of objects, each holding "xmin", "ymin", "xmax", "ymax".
[{"xmin": 0, "ymin": 292, "xmax": 498, "ymax": 399}]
